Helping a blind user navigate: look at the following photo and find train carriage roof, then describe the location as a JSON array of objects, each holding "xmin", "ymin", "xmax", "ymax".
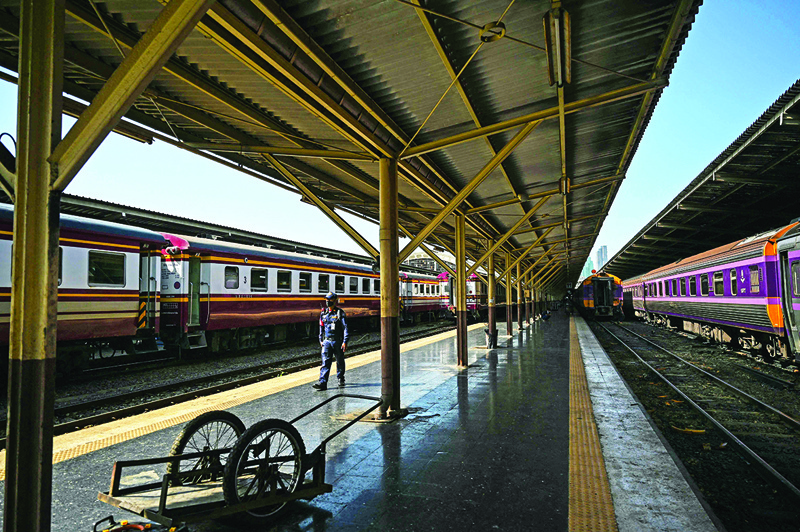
[
  {"xmin": 633, "ymin": 222, "xmax": 797, "ymax": 282},
  {"xmin": 0, "ymin": 203, "xmax": 167, "ymax": 245}
]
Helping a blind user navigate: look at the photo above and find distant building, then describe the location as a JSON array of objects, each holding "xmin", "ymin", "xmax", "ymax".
[
  {"xmin": 596, "ymin": 245, "xmax": 608, "ymax": 270},
  {"xmin": 581, "ymin": 257, "xmax": 594, "ymax": 280},
  {"xmin": 403, "ymin": 249, "xmax": 455, "ymax": 273}
]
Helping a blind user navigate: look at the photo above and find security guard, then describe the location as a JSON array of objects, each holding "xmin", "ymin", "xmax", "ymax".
[{"xmin": 313, "ymin": 292, "xmax": 348, "ymax": 390}]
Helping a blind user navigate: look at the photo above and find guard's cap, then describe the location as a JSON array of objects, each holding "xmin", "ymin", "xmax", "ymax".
[{"xmin": 325, "ymin": 291, "xmax": 338, "ymax": 300}]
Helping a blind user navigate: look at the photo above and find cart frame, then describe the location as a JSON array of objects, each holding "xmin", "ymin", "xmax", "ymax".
[{"xmin": 97, "ymin": 393, "xmax": 383, "ymax": 526}]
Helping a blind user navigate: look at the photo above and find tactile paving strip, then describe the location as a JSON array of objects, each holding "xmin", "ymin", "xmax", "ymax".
[{"xmin": 569, "ymin": 317, "xmax": 619, "ymax": 532}]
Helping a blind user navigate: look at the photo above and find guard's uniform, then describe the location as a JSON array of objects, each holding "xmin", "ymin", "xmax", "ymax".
[{"xmin": 318, "ymin": 306, "xmax": 348, "ymax": 385}]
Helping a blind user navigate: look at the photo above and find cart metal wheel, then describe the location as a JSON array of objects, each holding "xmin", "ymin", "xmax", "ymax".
[
  {"xmin": 222, "ymin": 418, "xmax": 305, "ymax": 519},
  {"xmin": 167, "ymin": 410, "xmax": 246, "ymax": 486}
]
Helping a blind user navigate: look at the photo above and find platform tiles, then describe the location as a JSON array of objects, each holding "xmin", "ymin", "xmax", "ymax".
[{"xmin": 574, "ymin": 317, "xmax": 721, "ymax": 532}]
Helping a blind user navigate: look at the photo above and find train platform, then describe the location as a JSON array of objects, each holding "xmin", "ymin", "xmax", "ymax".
[{"xmin": 0, "ymin": 313, "xmax": 722, "ymax": 531}]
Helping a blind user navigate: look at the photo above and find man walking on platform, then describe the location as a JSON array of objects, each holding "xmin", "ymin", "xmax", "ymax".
[{"xmin": 313, "ymin": 292, "xmax": 348, "ymax": 391}]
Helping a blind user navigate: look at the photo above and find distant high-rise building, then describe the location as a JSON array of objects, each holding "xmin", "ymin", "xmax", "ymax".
[
  {"xmin": 596, "ymin": 245, "xmax": 608, "ymax": 270},
  {"xmin": 581, "ymin": 257, "xmax": 594, "ymax": 280}
]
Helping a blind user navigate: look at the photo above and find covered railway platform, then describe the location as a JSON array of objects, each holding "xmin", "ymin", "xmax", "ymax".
[
  {"xmin": 0, "ymin": 0, "xmax": 706, "ymax": 529},
  {"xmin": 0, "ymin": 315, "xmax": 720, "ymax": 531}
]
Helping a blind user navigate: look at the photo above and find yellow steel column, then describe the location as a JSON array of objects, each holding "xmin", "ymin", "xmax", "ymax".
[
  {"xmin": 6, "ymin": 0, "xmax": 63, "ymax": 530},
  {"xmin": 455, "ymin": 213, "xmax": 467, "ymax": 366},
  {"xmin": 517, "ymin": 262, "xmax": 523, "ymax": 330},
  {"xmin": 505, "ymin": 252, "xmax": 513, "ymax": 335},
  {"xmin": 378, "ymin": 158, "xmax": 402, "ymax": 418},
  {"xmin": 487, "ymin": 239, "xmax": 497, "ymax": 347},
  {"xmin": 526, "ymin": 272, "xmax": 532, "ymax": 324}
]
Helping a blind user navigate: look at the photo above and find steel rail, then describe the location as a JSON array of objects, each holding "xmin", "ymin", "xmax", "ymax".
[
  {"xmin": 600, "ymin": 323, "xmax": 800, "ymax": 499},
  {"xmin": 614, "ymin": 324, "xmax": 800, "ymax": 430}
]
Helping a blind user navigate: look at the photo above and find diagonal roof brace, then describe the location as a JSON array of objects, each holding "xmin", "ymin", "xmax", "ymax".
[
  {"xmin": 464, "ymin": 195, "xmax": 552, "ymax": 277},
  {"xmin": 262, "ymin": 153, "xmax": 379, "ymax": 259},
  {"xmin": 497, "ymin": 227, "xmax": 555, "ymax": 279},
  {"xmin": 398, "ymin": 121, "xmax": 540, "ymax": 263},
  {"xmin": 50, "ymin": 0, "xmax": 216, "ymax": 191},
  {"xmin": 399, "ymin": 224, "xmax": 456, "ymax": 278}
]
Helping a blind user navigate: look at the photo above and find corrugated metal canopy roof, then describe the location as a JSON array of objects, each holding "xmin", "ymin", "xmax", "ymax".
[
  {"xmin": 0, "ymin": 0, "xmax": 702, "ymax": 294},
  {"xmin": 603, "ymin": 79, "xmax": 800, "ymax": 281}
]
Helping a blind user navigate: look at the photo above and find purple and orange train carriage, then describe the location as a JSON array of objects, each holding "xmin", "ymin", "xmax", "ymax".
[{"xmin": 622, "ymin": 221, "xmax": 800, "ymax": 363}]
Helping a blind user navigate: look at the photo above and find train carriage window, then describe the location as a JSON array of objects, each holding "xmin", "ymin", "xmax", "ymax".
[
  {"xmin": 374, "ymin": 279, "xmax": 380, "ymax": 293},
  {"xmin": 413, "ymin": 283, "xmax": 419, "ymax": 295},
  {"xmin": 277, "ymin": 270, "xmax": 292, "ymax": 292},
  {"xmin": 58, "ymin": 247, "xmax": 62, "ymax": 286},
  {"xmin": 299, "ymin": 272, "xmax": 312, "ymax": 293},
  {"xmin": 224, "ymin": 266, "xmax": 239, "ymax": 290},
  {"xmin": 792, "ymin": 262, "xmax": 800, "ymax": 297},
  {"xmin": 749, "ymin": 266, "xmax": 760, "ymax": 294},
  {"xmin": 362, "ymin": 278, "xmax": 370, "ymax": 293},
  {"xmin": 335, "ymin": 275, "xmax": 345, "ymax": 292},
  {"xmin": 713, "ymin": 271, "xmax": 724, "ymax": 295},
  {"xmin": 700, "ymin": 274, "xmax": 709, "ymax": 296},
  {"xmin": 730, "ymin": 269, "xmax": 737, "ymax": 296},
  {"xmin": 349, "ymin": 277, "xmax": 358, "ymax": 294},
  {"xmin": 318, "ymin": 274, "xmax": 330, "ymax": 293},
  {"xmin": 251, "ymin": 268, "xmax": 268, "ymax": 292},
  {"xmin": 689, "ymin": 276, "xmax": 697, "ymax": 296},
  {"xmin": 671, "ymin": 279, "xmax": 677, "ymax": 296},
  {"xmin": 658, "ymin": 282, "xmax": 663, "ymax": 297},
  {"xmin": 88, "ymin": 251, "xmax": 125, "ymax": 287}
]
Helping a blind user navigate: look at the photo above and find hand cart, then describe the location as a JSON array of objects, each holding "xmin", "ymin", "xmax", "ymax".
[{"xmin": 97, "ymin": 394, "xmax": 383, "ymax": 528}]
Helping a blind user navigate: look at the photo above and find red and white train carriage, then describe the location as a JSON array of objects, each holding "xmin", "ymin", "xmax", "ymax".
[{"xmin": 0, "ymin": 204, "xmax": 165, "ymax": 375}]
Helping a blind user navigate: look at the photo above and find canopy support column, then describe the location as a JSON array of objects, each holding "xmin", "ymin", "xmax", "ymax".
[
  {"xmin": 525, "ymin": 272, "xmax": 532, "ymax": 324},
  {"xmin": 5, "ymin": 0, "xmax": 63, "ymax": 530},
  {"xmin": 378, "ymin": 158, "xmax": 401, "ymax": 418},
  {"xmin": 487, "ymin": 239, "xmax": 497, "ymax": 347},
  {"xmin": 517, "ymin": 263, "xmax": 523, "ymax": 330},
  {"xmin": 505, "ymin": 252, "xmax": 513, "ymax": 335},
  {"xmin": 455, "ymin": 213, "xmax": 467, "ymax": 366}
]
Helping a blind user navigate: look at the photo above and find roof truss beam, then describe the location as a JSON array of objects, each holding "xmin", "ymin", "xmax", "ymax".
[
  {"xmin": 401, "ymin": 79, "xmax": 665, "ymax": 159},
  {"xmin": 183, "ymin": 143, "xmax": 374, "ymax": 161}
]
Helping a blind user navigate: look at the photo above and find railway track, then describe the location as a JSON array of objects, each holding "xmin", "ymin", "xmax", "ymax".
[
  {"xmin": 0, "ymin": 322, "xmax": 457, "ymax": 449},
  {"xmin": 598, "ymin": 322, "xmax": 800, "ymax": 500}
]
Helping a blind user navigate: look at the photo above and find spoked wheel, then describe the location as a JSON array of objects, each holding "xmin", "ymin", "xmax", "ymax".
[
  {"xmin": 222, "ymin": 419, "xmax": 305, "ymax": 520},
  {"xmin": 167, "ymin": 411, "xmax": 246, "ymax": 486}
]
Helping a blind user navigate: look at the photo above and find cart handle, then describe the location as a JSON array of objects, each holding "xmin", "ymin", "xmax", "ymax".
[{"xmin": 290, "ymin": 393, "xmax": 383, "ymax": 450}]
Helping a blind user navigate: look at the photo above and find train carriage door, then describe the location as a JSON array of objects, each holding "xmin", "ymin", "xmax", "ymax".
[
  {"xmin": 778, "ymin": 247, "xmax": 800, "ymax": 355},
  {"xmin": 138, "ymin": 251, "xmax": 160, "ymax": 329},
  {"xmin": 188, "ymin": 256, "xmax": 201, "ymax": 326}
]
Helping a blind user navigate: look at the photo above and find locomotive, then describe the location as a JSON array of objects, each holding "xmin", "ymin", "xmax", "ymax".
[
  {"xmin": 622, "ymin": 221, "xmax": 800, "ymax": 363},
  {"xmin": 576, "ymin": 272, "xmax": 623, "ymax": 319}
]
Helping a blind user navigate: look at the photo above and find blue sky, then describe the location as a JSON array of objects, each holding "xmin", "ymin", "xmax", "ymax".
[{"xmin": 1, "ymin": 1, "xmax": 799, "ymax": 276}]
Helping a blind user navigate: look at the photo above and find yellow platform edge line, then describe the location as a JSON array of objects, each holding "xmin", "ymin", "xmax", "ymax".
[
  {"xmin": 568, "ymin": 317, "xmax": 619, "ymax": 532},
  {"xmin": 0, "ymin": 323, "xmax": 485, "ymax": 480}
]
